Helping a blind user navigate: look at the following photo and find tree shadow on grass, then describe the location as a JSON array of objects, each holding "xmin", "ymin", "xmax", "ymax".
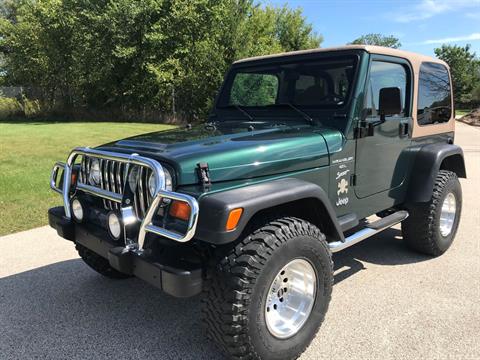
[{"xmin": 0, "ymin": 119, "xmax": 63, "ymax": 125}]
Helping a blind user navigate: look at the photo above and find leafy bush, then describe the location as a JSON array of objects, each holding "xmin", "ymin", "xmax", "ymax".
[
  {"xmin": 0, "ymin": 97, "xmax": 22, "ymax": 119},
  {"xmin": 0, "ymin": 96, "xmax": 44, "ymax": 119},
  {"xmin": 22, "ymin": 97, "xmax": 42, "ymax": 117}
]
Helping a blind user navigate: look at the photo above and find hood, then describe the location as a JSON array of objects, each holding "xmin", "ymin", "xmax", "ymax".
[{"xmin": 99, "ymin": 122, "xmax": 344, "ymax": 185}]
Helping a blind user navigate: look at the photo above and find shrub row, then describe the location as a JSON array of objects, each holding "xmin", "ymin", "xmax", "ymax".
[{"xmin": 0, "ymin": 97, "xmax": 42, "ymax": 120}]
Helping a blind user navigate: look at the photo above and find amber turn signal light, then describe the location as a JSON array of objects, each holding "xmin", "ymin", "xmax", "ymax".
[
  {"xmin": 226, "ymin": 208, "xmax": 243, "ymax": 231},
  {"xmin": 71, "ymin": 171, "xmax": 78, "ymax": 186},
  {"xmin": 169, "ymin": 201, "xmax": 191, "ymax": 221}
]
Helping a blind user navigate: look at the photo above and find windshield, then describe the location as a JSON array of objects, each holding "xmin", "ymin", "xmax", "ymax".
[{"xmin": 217, "ymin": 56, "xmax": 358, "ymax": 114}]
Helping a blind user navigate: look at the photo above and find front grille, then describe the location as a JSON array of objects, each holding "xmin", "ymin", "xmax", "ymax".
[{"xmin": 79, "ymin": 156, "xmax": 154, "ymax": 218}]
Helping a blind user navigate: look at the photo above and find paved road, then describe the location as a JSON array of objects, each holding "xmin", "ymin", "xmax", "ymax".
[{"xmin": 1, "ymin": 122, "xmax": 479, "ymax": 360}]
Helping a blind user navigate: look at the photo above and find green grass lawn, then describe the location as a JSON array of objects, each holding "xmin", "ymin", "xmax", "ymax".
[
  {"xmin": 0, "ymin": 121, "xmax": 175, "ymax": 236},
  {"xmin": 456, "ymin": 109, "xmax": 473, "ymax": 117}
]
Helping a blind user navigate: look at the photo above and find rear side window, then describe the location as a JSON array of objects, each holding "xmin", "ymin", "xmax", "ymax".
[{"xmin": 417, "ymin": 62, "xmax": 452, "ymax": 125}]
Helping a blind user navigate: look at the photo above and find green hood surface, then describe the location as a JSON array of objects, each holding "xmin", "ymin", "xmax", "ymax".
[{"xmin": 99, "ymin": 122, "xmax": 343, "ymax": 185}]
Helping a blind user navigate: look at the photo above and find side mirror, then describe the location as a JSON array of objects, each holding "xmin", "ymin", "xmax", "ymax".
[{"xmin": 379, "ymin": 87, "xmax": 402, "ymax": 120}]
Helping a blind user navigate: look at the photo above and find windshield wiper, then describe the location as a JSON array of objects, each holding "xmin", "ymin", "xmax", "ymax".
[
  {"xmin": 277, "ymin": 103, "xmax": 314, "ymax": 125},
  {"xmin": 227, "ymin": 104, "xmax": 254, "ymax": 121}
]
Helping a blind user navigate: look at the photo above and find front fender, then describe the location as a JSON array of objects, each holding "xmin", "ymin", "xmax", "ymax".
[{"xmin": 194, "ymin": 178, "xmax": 343, "ymax": 244}]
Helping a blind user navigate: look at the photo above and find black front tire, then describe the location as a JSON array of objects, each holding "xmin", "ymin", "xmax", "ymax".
[
  {"xmin": 202, "ymin": 217, "xmax": 333, "ymax": 360},
  {"xmin": 76, "ymin": 244, "xmax": 131, "ymax": 279},
  {"xmin": 402, "ymin": 170, "xmax": 462, "ymax": 256}
]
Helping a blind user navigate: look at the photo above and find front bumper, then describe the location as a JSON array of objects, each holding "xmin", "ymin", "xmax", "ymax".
[
  {"xmin": 49, "ymin": 206, "xmax": 203, "ymax": 298},
  {"xmin": 50, "ymin": 147, "xmax": 199, "ymax": 248}
]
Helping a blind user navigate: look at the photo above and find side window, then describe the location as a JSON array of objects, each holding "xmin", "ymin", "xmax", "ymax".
[
  {"xmin": 417, "ymin": 62, "xmax": 452, "ymax": 125},
  {"xmin": 365, "ymin": 61, "xmax": 408, "ymax": 118},
  {"xmin": 229, "ymin": 73, "xmax": 278, "ymax": 106}
]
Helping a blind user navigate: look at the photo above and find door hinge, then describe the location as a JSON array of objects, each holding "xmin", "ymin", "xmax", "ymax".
[
  {"xmin": 350, "ymin": 174, "xmax": 357, "ymax": 186},
  {"xmin": 196, "ymin": 162, "xmax": 211, "ymax": 191}
]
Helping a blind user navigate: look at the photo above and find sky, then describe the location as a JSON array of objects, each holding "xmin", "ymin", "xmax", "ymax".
[{"xmin": 267, "ymin": 0, "xmax": 480, "ymax": 56}]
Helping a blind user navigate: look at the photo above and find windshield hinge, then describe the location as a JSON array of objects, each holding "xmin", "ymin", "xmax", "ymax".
[
  {"xmin": 354, "ymin": 120, "xmax": 375, "ymax": 139},
  {"xmin": 197, "ymin": 162, "xmax": 211, "ymax": 191},
  {"xmin": 354, "ymin": 126, "xmax": 368, "ymax": 139}
]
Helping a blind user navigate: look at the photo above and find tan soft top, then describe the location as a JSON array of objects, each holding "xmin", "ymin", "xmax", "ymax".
[
  {"xmin": 235, "ymin": 45, "xmax": 453, "ymax": 138},
  {"xmin": 234, "ymin": 45, "xmax": 448, "ymax": 68}
]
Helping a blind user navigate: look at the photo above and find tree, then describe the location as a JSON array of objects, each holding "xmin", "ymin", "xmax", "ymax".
[
  {"xmin": 472, "ymin": 84, "xmax": 480, "ymax": 104},
  {"xmin": 0, "ymin": 0, "xmax": 322, "ymax": 120},
  {"xmin": 275, "ymin": 6, "xmax": 322, "ymax": 52},
  {"xmin": 434, "ymin": 44, "xmax": 480, "ymax": 105},
  {"xmin": 350, "ymin": 33, "xmax": 401, "ymax": 48}
]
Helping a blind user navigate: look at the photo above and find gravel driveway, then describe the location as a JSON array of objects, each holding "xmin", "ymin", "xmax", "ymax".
[{"xmin": 1, "ymin": 122, "xmax": 479, "ymax": 360}]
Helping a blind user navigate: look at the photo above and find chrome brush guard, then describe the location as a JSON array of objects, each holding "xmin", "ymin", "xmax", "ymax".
[{"xmin": 50, "ymin": 147, "xmax": 199, "ymax": 249}]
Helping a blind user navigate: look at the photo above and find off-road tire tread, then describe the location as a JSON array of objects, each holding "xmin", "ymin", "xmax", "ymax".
[
  {"xmin": 402, "ymin": 170, "xmax": 459, "ymax": 256},
  {"xmin": 76, "ymin": 243, "xmax": 131, "ymax": 279},
  {"xmin": 201, "ymin": 217, "xmax": 333, "ymax": 360}
]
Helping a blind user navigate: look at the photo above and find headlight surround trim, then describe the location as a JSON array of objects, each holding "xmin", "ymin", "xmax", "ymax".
[{"xmin": 148, "ymin": 167, "xmax": 173, "ymax": 197}]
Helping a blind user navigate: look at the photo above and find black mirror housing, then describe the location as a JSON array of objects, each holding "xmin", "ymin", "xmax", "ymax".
[{"xmin": 379, "ymin": 87, "xmax": 402, "ymax": 117}]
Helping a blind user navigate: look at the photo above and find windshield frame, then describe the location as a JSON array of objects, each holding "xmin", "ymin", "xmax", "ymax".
[{"xmin": 215, "ymin": 52, "xmax": 361, "ymax": 118}]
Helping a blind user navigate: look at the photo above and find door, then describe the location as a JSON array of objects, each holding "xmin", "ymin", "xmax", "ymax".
[{"xmin": 354, "ymin": 57, "xmax": 412, "ymax": 198}]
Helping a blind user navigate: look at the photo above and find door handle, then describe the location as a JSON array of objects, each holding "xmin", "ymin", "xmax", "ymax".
[{"xmin": 399, "ymin": 122, "xmax": 409, "ymax": 137}]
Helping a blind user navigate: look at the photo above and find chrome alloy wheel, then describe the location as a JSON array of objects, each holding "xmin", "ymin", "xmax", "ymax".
[
  {"xmin": 439, "ymin": 192, "xmax": 457, "ymax": 237},
  {"xmin": 265, "ymin": 259, "xmax": 316, "ymax": 339}
]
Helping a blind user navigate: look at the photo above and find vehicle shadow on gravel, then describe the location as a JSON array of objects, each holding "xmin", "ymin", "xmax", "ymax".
[
  {"xmin": 333, "ymin": 227, "xmax": 433, "ymax": 284},
  {"xmin": 0, "ymin": 229, "xmax": 432, "ymax": 359}
]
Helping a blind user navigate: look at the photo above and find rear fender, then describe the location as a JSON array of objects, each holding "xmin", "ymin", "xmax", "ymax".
[{"xmin": 406, "ymin": 143, "xmax": 466, "ymax": 203}]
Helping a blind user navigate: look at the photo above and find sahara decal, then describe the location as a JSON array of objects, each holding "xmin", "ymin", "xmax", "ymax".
[
  {"xmin": 336, "ymin": 169, "xmax": 350, "ymax": 180},
  {"xmin": 335, "ymin": 165, "xmax": 350, "ymax": 206},
  {"xmin": 332, "ymin": 156, "xmax": 354, "ymax": 165},
  {"xmin": 337, "ymin": 178, "xmax": 349, "ymax": 195},
  {"xmin": 336, "ymin": 178, "xmax": 349, "ymax": 206}
]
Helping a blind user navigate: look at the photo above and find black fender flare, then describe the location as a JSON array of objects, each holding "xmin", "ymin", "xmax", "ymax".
[
  {"xmin": 406, "ymin": 143, "xmax": 466, "ymax": 203},
  {"xmin": 194, "ymin": 178, "xmax": 344, "ymax": 244}
]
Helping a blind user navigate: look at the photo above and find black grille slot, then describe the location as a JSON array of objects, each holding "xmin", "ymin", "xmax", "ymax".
[
  {"xmin": 79, "ymin": 156, "xmax": 152, "ymax": 217},
  {"xmin": 133, "ymin": 167, "xmax": 153, "ymax": 219}
]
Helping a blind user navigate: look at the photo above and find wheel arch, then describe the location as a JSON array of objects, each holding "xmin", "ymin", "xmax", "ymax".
[
  {"xmin": 195, "ymin": 178, "xmax": 344, "ymax": 245},
  {"xmin": 406, "ymin": 143, "xmax": 466, "ymax": 203},
  {"xmin": 243, "ymin": 197, "xmax": 341, "ymax": 242},
  {"xmin": 439, "ymin": 153, "xmax": 466, "ymax": 178}
]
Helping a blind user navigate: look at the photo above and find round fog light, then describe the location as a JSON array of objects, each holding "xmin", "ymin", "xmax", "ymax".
[
  {"xmin": 72, "ymin": 199, "xmax": 84, "ymax": 222},
  {"xmin": 107, "ymin": 212, "xmax": 122, "ymax": 240}
]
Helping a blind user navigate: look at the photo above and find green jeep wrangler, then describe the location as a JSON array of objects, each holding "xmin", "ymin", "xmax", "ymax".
[{"xmin": 49, "ymin": 45, "xmax": 466, "ymax": 359}]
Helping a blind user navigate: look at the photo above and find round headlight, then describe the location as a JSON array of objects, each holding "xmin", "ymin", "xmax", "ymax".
[
  {"xmin": 128, "ymin": 166, "xmax": 139, "ymax": 191},
  {"xmin": 148, "ymin": 169, "xmax": 173, "ymax": 197},
  {"xmin": 89, "ymin": 158, "xmax": 101, "ymax": 185},
  {"xmin": 148, "ymin": 172, "xmax": 157, "ymax": 196},
  {"xmin": 72, "ymin": 198, "xmax": 84, "ymax": 222},
  {"xmin": 107, "ymin": 212, "xmax": 122, "ymax": 240}
]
